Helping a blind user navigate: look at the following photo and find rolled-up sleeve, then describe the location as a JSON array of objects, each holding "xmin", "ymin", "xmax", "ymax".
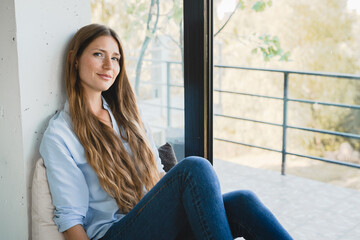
[{"xmin": 40, "ymin": 128, "xmax": 89, "ymax": 232}]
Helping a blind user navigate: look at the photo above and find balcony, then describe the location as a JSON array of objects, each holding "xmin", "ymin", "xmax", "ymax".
[
  {"xmin": 214, "ymin": 158, "xmax": 360, "ymax": 239},
  {"xmin": 134, "ymin": 59, "xmax": 360, "ymax": 239}
]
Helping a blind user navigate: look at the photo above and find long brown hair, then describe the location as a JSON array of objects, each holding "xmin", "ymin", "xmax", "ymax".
[{"xmin": 65, "ymin": 23, "xmax": 160, "ymax": 213}]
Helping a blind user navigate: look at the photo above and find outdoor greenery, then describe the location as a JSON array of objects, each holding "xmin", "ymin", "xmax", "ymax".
[
  {"xmin": 211, "ymin": 0, "xmax": 360, "ymax": 165},
  {"xmin": 91, "ymin": 0, "xmax": 360, "ymax": 188}
]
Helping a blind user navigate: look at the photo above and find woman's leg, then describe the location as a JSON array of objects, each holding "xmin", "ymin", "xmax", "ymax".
[
  {"xmin": 176, "ymin": 191, "xmax": 293, "ymax": 240},
  {"xmin": 101, "ymin": 156, "xmax": 233, "ymax": 240},
  {"xmin": 223, "ymin": 190, "xmax": 293, "ymax": 240}
]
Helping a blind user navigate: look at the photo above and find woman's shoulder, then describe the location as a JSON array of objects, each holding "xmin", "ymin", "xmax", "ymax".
[
  {"xmin": 43, "ymin": 107, "xmax": 73, "ymax": 140},
  {"xmin": 40, "ymin": 101, "xmax": 78, "ymax": 152},
  {"xmin": 40, "ymin": 104, "xmax": 86, "ymax": 165}
]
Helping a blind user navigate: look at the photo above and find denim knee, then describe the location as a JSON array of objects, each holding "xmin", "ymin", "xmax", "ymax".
[
  {"xmin": 224, "ymin": 190, "xmax": 260, "ymax": 208},
  {"xmin": 180, "ymin": 156, "xmax": 213, "ymax": 172},
  {"xmin": 237, "ymin": 190, "xmax": 258, "ymax": 201},
  {"xmin": 176, "ymin": 156, "xmax": 218, "ymax": 184}
]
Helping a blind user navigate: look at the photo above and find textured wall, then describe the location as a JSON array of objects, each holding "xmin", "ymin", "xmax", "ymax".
[
  {"xmin": 0, "ymin": 0, "xmax": 90, "ymax": 238},
  {"xmin": 0, "ymin": 0, "xmax": 25, "ymax": 238}
]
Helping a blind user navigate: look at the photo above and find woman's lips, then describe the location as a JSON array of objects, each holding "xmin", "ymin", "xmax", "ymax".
[{"xmin": 97, "ymin": 73, "xmax": 112, "ymax": 80}]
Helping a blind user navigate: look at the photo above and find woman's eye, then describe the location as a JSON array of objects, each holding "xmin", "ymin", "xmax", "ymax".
[
  {"xmin": 94, "ymin": 52, "xmax": 102, "ymax": 57},
  {"xmin": 112, "ymin": 57, "xmax": 119, "ymax": 62}
]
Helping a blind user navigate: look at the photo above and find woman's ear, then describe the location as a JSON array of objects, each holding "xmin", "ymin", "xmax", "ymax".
[{"xmin": 68, "ymin": 50, "xmax": 78, "ymax": 68}]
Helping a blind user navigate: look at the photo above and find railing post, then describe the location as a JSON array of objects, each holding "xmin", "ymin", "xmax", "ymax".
[
  {"xmin": 281, "ymin": 72, "xmax": 289, "ymax": 175},
  {"xmin": 166, "ymin": 62, "xmax": 171, "ymax": 127}
]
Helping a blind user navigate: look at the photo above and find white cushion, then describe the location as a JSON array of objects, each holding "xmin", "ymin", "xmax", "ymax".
[{"xmin": 32, "ymin": 158, "xmax": 65, "ymax": 240}]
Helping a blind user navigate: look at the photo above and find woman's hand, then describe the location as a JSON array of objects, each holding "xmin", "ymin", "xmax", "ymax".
[{"xmin": 63, "ymin": 224, "xmax": 89, "ymax": 240}]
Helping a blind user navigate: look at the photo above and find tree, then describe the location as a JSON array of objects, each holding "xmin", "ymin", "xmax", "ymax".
[
  {"xmin": 91, "ymin": 0, "xmax": 360, "ymax": 163},
  {"xmin": 134, "ymin": 0, "xmax": 160, "ymax": 94},
  {"xmin": 213, "ymin": 0, "xmax": 360, "ymax": 161},
  {"xmin": 92, "ymin": 0, "xmax": 290, "ymax": 94}
]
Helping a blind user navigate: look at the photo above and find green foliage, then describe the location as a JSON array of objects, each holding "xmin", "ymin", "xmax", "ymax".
[
  {"xmin": 238, "ymin": 0, "xmax": 245, "ymax": 10},
  {"xmin": 172, "ymin": 0, "xmax": 182, "ymax": 24},
  {"xmin": 213, "ymin": 0, "xmax": 289, "ymax": 62},
  {"xmin": 252, "ymin": 0, "xmax": 272, "ymax": 12},
  {"xmin": 252, "ymin": 1, "xmax": 266, "ymax": 12},
  {"xmin": 252, "ymin": 35, "xmax": 291, "ymax": 61},
  {"xmin": 91, "ymin": 0, "xmax": 360, "ymax": 161},
  {"xmin": 213, "ymin": 0, "xmax": 360, "ymax": 162},
  {"xmin": 280, "ymin": 51, "xmax": 290, "ymax": 61},
  {"xmin": 126, "ymin": 3, "xmax": 135, "ymax": 14}
]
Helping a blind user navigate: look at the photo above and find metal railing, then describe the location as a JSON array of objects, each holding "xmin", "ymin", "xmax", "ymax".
[
  {"xmin": 129, "ymin": 58, "xmax": 184, "ymax": 128},
  {"xmin": 214, "ymin": 65, "xmax": 360, "ymax": 174},
  {"xmin": 133, "ymin": 59, "xmax": 360, "ymax": 174}
]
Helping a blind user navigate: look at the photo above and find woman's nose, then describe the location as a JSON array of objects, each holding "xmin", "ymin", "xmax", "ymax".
[{"xmin": 103, "ymin": 56, "xmax": 112, "ymax": 69}]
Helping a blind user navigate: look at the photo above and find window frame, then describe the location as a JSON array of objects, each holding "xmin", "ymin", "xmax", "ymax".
[{"xmin": 184, "ymin": 0, "xmax": 213, "ymax": 163}]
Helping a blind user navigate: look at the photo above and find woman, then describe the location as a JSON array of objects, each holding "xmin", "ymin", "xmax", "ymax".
[{"xmin": 40, "ymin": 23, "xmax": 292, "ymax": 240}]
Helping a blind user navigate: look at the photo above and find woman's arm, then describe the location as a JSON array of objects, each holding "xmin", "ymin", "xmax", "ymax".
[
  {"xmin": 63, "ymin": 224, "xmax": 89, "ymax": 240},
  {"xmin": 40, "ymin": 120, "xmax": 90, "ymax": 235}
]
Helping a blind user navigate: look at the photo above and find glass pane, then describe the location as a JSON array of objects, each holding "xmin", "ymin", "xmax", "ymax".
[
  {"xmin": 91, "ymin": 0, "xmax": 184, "ymax": 160},
  {"xmin": 213, "ymin": 0, "xmax": 360, "ymax": 190}
]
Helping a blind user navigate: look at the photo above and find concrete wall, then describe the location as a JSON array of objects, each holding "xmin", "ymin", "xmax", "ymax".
[
  {"xmin": 0, "ymin": 0, "xmax": 25, "ymax": 237},
  {"xmin": 0, "ymin": 0, "xmax": 90, "ymax": 238}
]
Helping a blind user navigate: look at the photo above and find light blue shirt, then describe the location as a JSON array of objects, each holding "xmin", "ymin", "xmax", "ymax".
[{"xmin": 39, "ymin": 97, "xmax": 164, "ymax": 239}]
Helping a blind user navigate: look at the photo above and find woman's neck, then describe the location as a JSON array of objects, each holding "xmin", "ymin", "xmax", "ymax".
[
  {"xmin": 85, "ymin": 92, "xmax": 113, "ymax": 128},
  {"xmin": 85, "ymin": 92, "xmax": 103, "ymax": 115}
]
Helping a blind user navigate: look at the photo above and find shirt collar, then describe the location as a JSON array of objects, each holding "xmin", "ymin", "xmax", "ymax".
[{"xmin": 101, "ymin": 95, "xmax": 110, "ymax": 110}]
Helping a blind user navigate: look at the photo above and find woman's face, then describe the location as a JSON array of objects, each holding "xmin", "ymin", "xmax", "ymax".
[{"xmin": 77, "ymin": 35, "xmax": 121, "ymax": 96}]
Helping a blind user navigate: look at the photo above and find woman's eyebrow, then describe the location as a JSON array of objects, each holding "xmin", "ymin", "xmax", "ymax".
[{"xmin": 93, "ymin": 48, "xmax": 120, "ymax": 56}]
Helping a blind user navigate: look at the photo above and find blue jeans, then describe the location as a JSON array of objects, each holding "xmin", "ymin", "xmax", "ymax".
[{"xmin": 101, "ymin": 156, "xmax": 292, "ymax": 240}]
